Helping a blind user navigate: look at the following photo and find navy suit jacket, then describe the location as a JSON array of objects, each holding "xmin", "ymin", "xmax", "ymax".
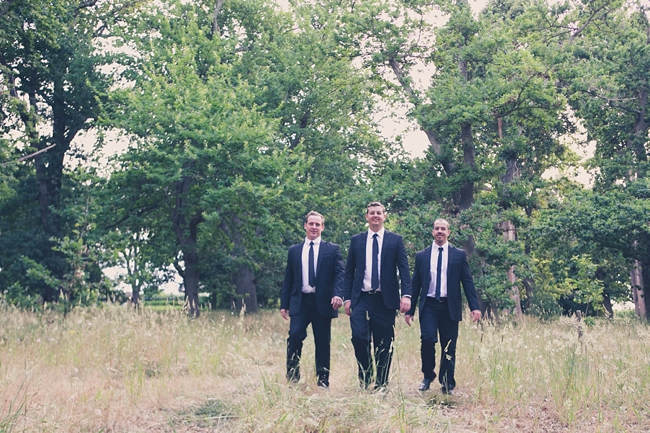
[
  {"xmin": 407, "ymin": 244, "xmax": 480, "ymax": 321},
  {"xmin": 344, "ymin": 230, "xmax": 412, "ymax": 310},
  {"xmin": 281, "ymin": 241, "xmax": 345, "ymax": 318}
]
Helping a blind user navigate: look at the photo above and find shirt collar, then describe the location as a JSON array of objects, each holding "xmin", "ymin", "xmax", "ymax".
[
  {"xmin": 433, "ymin": 241, "xmax": 449, "ymax": 250},
  {"xmin": 305, "ymin": 237, "xmax": 322, "ymax": 245},
  {"xmin": 367, "ymin": 227, "xmax": 385, "ymax": 238}
]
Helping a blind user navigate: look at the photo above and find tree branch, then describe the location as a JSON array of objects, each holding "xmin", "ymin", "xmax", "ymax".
[
  {"xmin": 569, "ymin": 2, "xmax": 610, "ymax": 44},
  {"xmin": 2, "ymin": 144, "xmax": 57, "ymax": 166},
  {"xmin": 0, "ymin": 0, "xmax": 16, "ymax": 18},
  {"xmin": 212, "ymin": 0, "xmax": 225, "ymax": 38}
]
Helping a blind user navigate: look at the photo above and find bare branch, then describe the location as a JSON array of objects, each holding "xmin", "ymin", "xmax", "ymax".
[
  {"xmin": 569, "ymin": 2, "xmax": 610, "ymax": 44},
  {"xmin": 0, "ymin": 0, "xmax": 17, "ymax": 19},
  {"xmin": 2, "ymin": 144, "xmax": 57, "ymax": 166},
  {"xmin": 212, "ymin": 0, "xmax": 225, "ymax": 38}
]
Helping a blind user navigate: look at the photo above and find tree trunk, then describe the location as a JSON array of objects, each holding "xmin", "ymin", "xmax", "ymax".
[
  {"xmin": 631, "ymin": 260, "xmax": 646, "ymax": 319},
  {"xmin": 182, "ymin": 247, "xmax": 201, "ymax": 318},
  {"xmin": 211, "ymin": 0, "xmax": 225, "ymax": 38},
  {"xmin": 522, "ymin": 277, "xmax": 534, "ymax": 311},
  {"xmin": 478, "ymin": 296, "xmax": 491, "ymax": 319},
  {"xmin": 501, "ymin": 220, "xmax": 523, "ymax": 316},
  {"xmin": 602, "ymin": 293, "xmax": 613, "ymax": 318},
  {"xmin": 640, "ymin": 262, "xmax": 650, "ymax": 320},
  {"xmin": 232, "ymin": 264, "xmax": 259, "ymax": 314},
  {"xmin": 172, "ymin": 172, "xmax": 203, "ymax": 318},
  {"xmin": 459, "ymin": 122, "xmax": 476, "ymax": 211}
]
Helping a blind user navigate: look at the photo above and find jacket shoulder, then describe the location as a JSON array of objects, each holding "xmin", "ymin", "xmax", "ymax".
[
  {"xmin": 321, "ymin": 240, "xmax": 340, "ymax": 249},
  {"xmin": 383, "ymin": 230, "xmax": 403, "ymax": 240},
  {"xmin": 449, "ymin": 245, "xmax": 467, "ymax": 257}
]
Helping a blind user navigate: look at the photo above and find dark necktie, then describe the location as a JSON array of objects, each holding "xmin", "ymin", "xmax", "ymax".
[
  {"xmin": 308, "ymin": 241, "xmax": 316, "ymax": 288},
  {"xmin": 435, "ymin": 247, "xmax": 443, "ymax": 301},
  {"xmin": 371, "ymin": 233, "xmax": 379, "ymax": 290}
]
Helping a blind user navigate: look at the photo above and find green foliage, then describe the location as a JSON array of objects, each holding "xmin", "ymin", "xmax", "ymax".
[
  {"xmin": 530, "ymin": 183, "xmax": 646, "ymax": 315},
  {"xmin": 0, "ymin": 0, "xmax": 145, "ymax": 307},
  {"xmin": 1, "ymin": 0, "xmax": 647, "ymax": 321},
  {"xmin": 527, "ymin": 290, "xmax": 563, "ymax": 322},
  {"xmin": 454, "ymin": 199, "xmax": 532, "ymax": 310}
]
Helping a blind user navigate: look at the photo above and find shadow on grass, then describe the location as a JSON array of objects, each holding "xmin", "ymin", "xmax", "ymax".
[
  {"xmin": 427, "ymin": 394, "xmax": 456, "ymax": 408},
  {"xmin": 173, "ymin": 398, "xmax": 238, "ymax": 430}
]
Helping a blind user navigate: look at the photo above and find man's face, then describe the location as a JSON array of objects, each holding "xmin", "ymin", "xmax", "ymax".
[
  {"xmin": 365, "ymin": 205, "xmax": 386, "ymax": 231},
  {"xmin": 432, "ymin": 221, "xmax": 450, "ymax": 246},
  {"xmin": 304, "ymin": 215, "xmax": 324, "ymax": 240}
]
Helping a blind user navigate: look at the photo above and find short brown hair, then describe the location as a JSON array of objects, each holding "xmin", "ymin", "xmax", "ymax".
[
  {"xmin": 305, "ymin": 210, "xmax": 325, "ymax": 224},
  {"xmin": 366, "ymin": 201, "xmax": 386, "ymax": 214},
  {"xmin": 433, "ymin": 218, "xmax": 450, "ymax": 229}
]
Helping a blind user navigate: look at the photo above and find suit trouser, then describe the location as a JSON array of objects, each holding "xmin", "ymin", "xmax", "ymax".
[
  {"xmin": 286, "ymin": 293, "xmax": 332, "ymax": 385},
  {"xmin": 420, "ymin": 296, "xmax": 459, "ymax": 390},
  {"xmin": 350, "ymin": 291, "xmax": 395, "ymax": 388}
]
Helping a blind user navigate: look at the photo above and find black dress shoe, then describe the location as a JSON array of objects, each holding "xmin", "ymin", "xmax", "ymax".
[
  {"xmin": 374, "ymin": 382, "xmax": 388, "ymax": 393},
  {"xmin": 441, "ymin": 386, "xmax": 454, "ymax": 395},
  {"xmin": 418, "ymin": 378, "xmax": 432, "ymax": 391}
]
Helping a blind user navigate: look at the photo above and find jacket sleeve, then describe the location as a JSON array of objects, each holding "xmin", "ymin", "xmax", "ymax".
[
  {"xmin": 407, "ymin": 252, "xmax": 421, "ymax": 316},
  {"xmin": 332, "ymin": 244, "xmax": 345, "ymax": 299},
  {"xmin": 460, "ymin": 250, "xmax": 480, "ymax": 312},
  {"xmin": 396, "ymin": 235, "xmax": 412, "ymax": 297},
  {"xmin": 343, "ymin": 237, "xmax": 356, "ymax": 301},
  {"xmin": 280, "ymin": 248, "xmax": 293, "ymax": 310}
]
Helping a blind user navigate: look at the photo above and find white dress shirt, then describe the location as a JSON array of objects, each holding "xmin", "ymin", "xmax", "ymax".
[
  {"xmin": 427, "ymin": 242, "xmax": 449, "ymax": 298},
  {"xmin": 301, "ymin": 237, "xmax": 321, "ymax": 293},
  {"xmin": 363, "ymin": 228, "xmax": 384, "ymax": 292}
]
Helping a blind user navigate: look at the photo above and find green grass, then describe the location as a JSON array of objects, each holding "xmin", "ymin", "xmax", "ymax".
[{"xmin": 0, "ymin": 305, "xmax": 649, "ymax": 432}]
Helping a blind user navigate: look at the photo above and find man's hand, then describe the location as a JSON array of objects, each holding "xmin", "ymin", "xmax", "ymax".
[
  {"xmin": 405, "ymin": 314, "xmax": 414, "ymax": 326},
  {"xmin": 331, "ymin": 296, "xmax": 343, "ymax": 310},
  {"xmin": 471, "ymin": 309, "xmax": 481, "ymax": 322},
  {"xmin": 280, "ymin": 309, "xmax": 289, "ymax": 320},
  {"xmin": 400, "ymin": 296, "xmax": 411, "ymax": 314},
  {"xmin": 344, "ymin": 300, "xmax": 352, "ymax": 316}
]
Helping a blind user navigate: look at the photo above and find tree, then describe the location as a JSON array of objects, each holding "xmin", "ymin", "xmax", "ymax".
[
  {"xmin": 0, "ymin": 0, "xmax": 144, "ymax": 303},
  {"xmin": 333, "ymin": 0, "xmax": 575, "ymax": 315},
  {"xmin": 560, "ymin": 1, "xmax": 650, "ymax": 317},
  {"xmin": 530, "ymin": 183, "xmax": 645, "ymax": 317}
]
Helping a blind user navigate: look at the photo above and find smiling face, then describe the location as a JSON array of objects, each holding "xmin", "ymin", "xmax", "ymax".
[
  {"xmin": 365, "ymin": 204, "xmax": 386, "ymax": 232},
  {"xmin": 432, "ymin": 219, "xmax": 450, "ymax": 246},
  {"xmin": 304, "ymin": 215, "xmax": 324, "ymax": 240}
]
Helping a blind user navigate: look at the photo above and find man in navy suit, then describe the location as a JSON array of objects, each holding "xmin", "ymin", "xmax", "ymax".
[
  {"xmin": 405, "ymin": 218, "xmax": 481, "ymax": 394},
  {"xmin": 281, "ymin": 211, "xmax": 344, "ymax": 388},
  {"xmin": 344, "ymin": 202, "xmax": 411, "ymax": 390}
]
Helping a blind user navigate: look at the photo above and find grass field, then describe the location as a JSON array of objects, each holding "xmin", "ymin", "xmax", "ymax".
[{"xmin": 1, "ymin": 305, "xmax": 649, "ymax": 432}]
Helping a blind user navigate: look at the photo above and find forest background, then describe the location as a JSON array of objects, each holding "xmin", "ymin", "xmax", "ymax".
[{"xmin": 1, "ymin": 0, "xmax": 650, "ymax": 321}]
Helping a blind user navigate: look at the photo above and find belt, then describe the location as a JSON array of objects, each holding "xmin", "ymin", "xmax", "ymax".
[
  {"xmin": 362, "ymin": 290, "xmax": 382, "ymax": 295},
  {"xmin": 426, "ymin": 296, "xmax": 447, "ymax": 303}
]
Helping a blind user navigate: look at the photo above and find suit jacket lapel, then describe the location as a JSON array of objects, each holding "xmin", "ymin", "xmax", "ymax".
[
  {"xmin": 316, "ymin": 241, "xmax": 326, "ymax": 277},
  {"xmin": 423, "ymin": 246, "xmax": 432, "ymax": 288},
  {"xmin": 447, "ymin": 245, "xmax": 457, "ymax": 279},
  {"xmin": 380, "ymin": 230, "xmax": 391, "ymax": 265},
  {"xmin": 292, "ymin": 244, "xmax": 302, "ymax": 285}
]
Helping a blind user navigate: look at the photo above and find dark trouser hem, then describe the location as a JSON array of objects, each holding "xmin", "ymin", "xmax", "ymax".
[
  {"xmin": 286, "ymin": 337, "xmax": 302, "ymax": 382},
  {"xmin": 352, "ymin": 336, "xmax": 373, "ymax": 387},
  {"xmin": 374, "ymin": 337, "xmax": 393, "ymax": 387},
  {"xmin": 420, "ymin": 339, "xmax": 437, "ymax": 381}
]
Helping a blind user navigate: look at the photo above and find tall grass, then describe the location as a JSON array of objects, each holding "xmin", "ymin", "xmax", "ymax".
[{"xmin": 0, "ymin": 304, "xmax": 649, "ymax": 432}]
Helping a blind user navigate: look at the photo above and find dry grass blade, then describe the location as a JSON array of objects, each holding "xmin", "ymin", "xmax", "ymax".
[{"xmin": 0, "ymin": 305, "xmax": 649, "ymax": 432}]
